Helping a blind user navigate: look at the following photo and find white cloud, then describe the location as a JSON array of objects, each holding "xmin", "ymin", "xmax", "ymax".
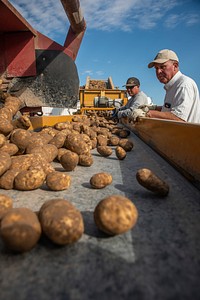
[
  {"xmin": 81, "ymin": 70, "xmax": 93, "ymax": 75},
  {"xmin": 9, "ymin": 0, "xmax": 200, "ymax": 38},
  {"xmin": 165, "ymin": 13, "xmax": 199, "ymax": 28},
  {"xmin": 96, "ymin": 71, "xmax": 104, "ymax": 76}
]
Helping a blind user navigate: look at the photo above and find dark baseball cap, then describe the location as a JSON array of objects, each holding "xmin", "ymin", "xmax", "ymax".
[{"xmin": 123, "ymin": 77, "xmax": 140, "ymax": 87}]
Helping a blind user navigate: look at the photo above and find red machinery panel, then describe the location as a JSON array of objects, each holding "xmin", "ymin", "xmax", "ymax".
[
  {"xmin": 0, "ymin": 35, "xmax": 6, "ymax": 74},
  {"xmin": 5, "ymin": 31, "xmax": 36, "ymax": 77}
]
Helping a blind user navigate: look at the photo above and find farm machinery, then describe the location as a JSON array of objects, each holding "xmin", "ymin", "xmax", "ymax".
[{"xmin": 0, "ymin": 0, "xmax": 86, "ymax": 114}]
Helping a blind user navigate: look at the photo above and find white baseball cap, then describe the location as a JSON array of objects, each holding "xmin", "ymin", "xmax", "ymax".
[{"xmin": 148, "ymin": 49, "xmax": 179, "ymax": 68}]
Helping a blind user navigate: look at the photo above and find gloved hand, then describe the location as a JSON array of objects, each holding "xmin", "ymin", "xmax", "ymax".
[
  {"xmin": 138, "ymin": 104, "xmax": 157, "ymax": 111},
  {"xmin": 111, "ymin": 107, "xmax": 119, "ymax": 119},
  {"xmin": 129, "ymin": 108, "xmax": 147, "ymax": 122}
]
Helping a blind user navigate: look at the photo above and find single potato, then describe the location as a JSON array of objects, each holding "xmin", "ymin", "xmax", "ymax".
[
  {"xmin": 78, "ymin": 154, "xmax": 93, "ymax": 166},
  {"xmin": 0, "ymin": 151, "xmax": 12, "ymax": 176},
  {"xmin": 46, "ymin": 171, "xmax": 71, "ymax": 191},
  {"xmin": 94, "ymin": 195, "xmax": 138, "ymax": 235},
  {"xmin": 0, "ymin": 169, "xmax": 20, "ymax": 190},
  {"xmin": 90, "ymin": 172, "xmax": 112, "ymax": 189},
  {"xmin": 118, "ymin": 139, "xmax": 134, "ymax": 151},
  {"xmin": 97, "ymin": 146, "xmax": 112, "ymax": 157},
  {"xmin": 60, "ymin": 150, "xmax": 79, "ymax": 171},
  {"xmin": 136, "ymin": 168, "xmax": 169, "ymax": 197},
  {"xmin": 14, "ymin": 168, "xmax": 46, "ymax": 191},
  {"xmin": 38, "ymin": 199, "xmax": 84, "ymax": 245},
  {"xmin": 0, "ymin": 207, "xmax": 42, "ymax": 252},
  {"xmin": 115, "ymin": 146, "xmax": 126, "ymax": 160}
]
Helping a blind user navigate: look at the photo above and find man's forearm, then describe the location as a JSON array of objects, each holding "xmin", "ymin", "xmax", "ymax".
[{"xmin": 146, "ymin": 110, "xmax": 185, "ymax": 121}]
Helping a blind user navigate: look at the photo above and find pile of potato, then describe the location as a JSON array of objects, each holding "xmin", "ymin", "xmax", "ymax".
[
  {"xmin": 0, "ymin": 94, "xmax": 135, "ymax": 192},
  {"xmin": 0, "ymin": 91, "xmax": 170, "ymax": 254}
]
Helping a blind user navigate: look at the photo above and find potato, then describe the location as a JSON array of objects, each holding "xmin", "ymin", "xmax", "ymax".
[
  {"xmin": 97, "ymin": 146, "xmax": 112, "ymax": 157},
  {"xmin": 108, "ymin": 136, "xmax": 120, "ymax": 146},
  {"xmin": 0, "ymin": 169, "xmax": 20, "ymax": 190},
  {"xmin": 0, "ymin": 151, "xmax": 11, "ymax": 176},
  {"xmin": 78, "ymin": 154, "xmax": 93, "ymax": 166},
  {"xmin": 13, "ymin": 115, "xmax": 32, "ymax": 130},
  {"xmin": 111, "ymin": 128, "xmax": 121, "ymax": 135},
  {"xmin": 90, "ymin": 172, "xmax": 112, "ymax": 189},
  {"xmin": 72, "ymin": 123, "xmax": 81, "ymax": 133},
  {"xmin": 10, "ymin": 154, "xmax": 35, "ymax": 171},
  {"xmin": 90, "ymin": 138, "xmax": 97, "ymax": 149},
  {"xmin": 0, "ymin": 142, "xmax": 19, "ymax": 156},
  {"xmin": 65, "ymin": 133, "xmax": 90, "ymax": 155},
  {"xmin": 26, "ymin": 141, "xmax": 45, "ymax": 154},
  {"xmin": 60, "ymin": 150, "xmax": 79, "ymax": 171},
  {"xmin": 44, "ymin": 144, "xmax": 58, "ymax": 162},
  {"xmin": 0, "ymin": 207, "xmax": 41, "ymax": 252},
  {"xmin": 94, "ymin": 195, "xmax": 138, "ymax": 235},
  {"xmin": 49, "ymin": 132, "xmax": 66, "ymax": 148},
  {"xmin": 38, "ymin": 199, "xmax": 84, "ymax": 245},
  {"xmin": 115, "ymin": 146, "xmax": 126, "ymax": 160},
  {"xmin": 136, "ymin": 168, "xmax": 169, "ymax": 197},
  {"xmin": 56, "ymin": 148, "xmax": 70, "ymax": 162},
  {"xmin": 46, "ymin": 171, "xmax": 71, "ymax": 191},
  {"xmin": 14, "ymin": 168, "xmax": 46, "ymax": 191},
  {"xmin": 54, "ymin": 122, "xmax": 72, "ymax": 131},
  {"xmin": 40, "ymin": 127, "xmax": 58, "ymax": 137},
  {"xmin": 3, "ymin": 95, "xmax": 22, "ymax": 115},
  {"xmin": 96, "ymin": 134, "xmax": 108, "ymax": 146},
  {"xmin": 118, "ymin": 129, "xmax": 130, "ymax": 138},
  {"xmin": 25, "ymin": 145, "xmax": 47, "ymax": 160},
  {"xmin": 118, "ymin": 139, "xmax": 134, "ymax": 151},
  {"xmin": 0, "ymin": 133, "xmax": 6, "ymax": 147},
  {"xmin": 30, "ymin": 159, "xmax": 55, "ymax": 175},
  {"xmin": 0, "ymin": 118, "xmax": 14, "ymax": 135},
  {"xmin": 0, "ymin": 194, "xmax": 13, "ymax": 220},
  {"xmin": 10, "ymin": 128, "xmax": 32, "ymax": 150},
  {"xmin": 0, "ymin": 107, "xmax": 12, "ymax": 120},
  {"xmin": 28, "ymin": 143, "xmax": 58, "ymax": 163},
  {"xmin": 97, "ymin": 128, "xmax": 111, "ymax": 138}
]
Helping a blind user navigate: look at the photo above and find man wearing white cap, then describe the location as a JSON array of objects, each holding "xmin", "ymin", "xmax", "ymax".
[{"xmin": 131, "ymin": 49, "xmax": 200, "ymax": 123}]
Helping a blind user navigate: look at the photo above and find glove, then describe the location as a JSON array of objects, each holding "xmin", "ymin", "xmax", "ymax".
[
  {"xmin": 111, "ymin": 107, "xmax": 119, "ymax": 118},
  {"xmin": 138, "ymin": 105, "xmax": 157, "ymax": 111},
  {"xmin": 130, "ymin": 108, "xmax": 147, "ymax": 122}
]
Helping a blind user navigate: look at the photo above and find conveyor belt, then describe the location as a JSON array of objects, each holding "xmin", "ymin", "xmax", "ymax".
[{"xmin": 0, "ymin": 132, "xmax": 200, "ymax": 300}]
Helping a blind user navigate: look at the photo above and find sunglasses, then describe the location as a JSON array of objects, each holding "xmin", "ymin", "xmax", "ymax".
[{"xmin": 126, "ymin": 85, "xmax": 136, "ymax": 89}]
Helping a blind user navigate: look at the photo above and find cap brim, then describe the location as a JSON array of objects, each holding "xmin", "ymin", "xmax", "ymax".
[
  {"xmin": 123, "ymin": 84, "xmax": 137, "ymax": 87},
  {"xmin": 148, "ymin": 58, "xmax": 170, "ymax": 68}
]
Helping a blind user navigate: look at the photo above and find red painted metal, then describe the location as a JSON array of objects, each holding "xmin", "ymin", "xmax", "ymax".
[
  {"xmin": 0, "ymin": 0, "xmax": 36, "ymax": 34},
  {"xmin": 5, "ymin": 32, "xmax": 36, "ymax": 77},
  {"xmin": 64, "ymin": 26, "xmax": 85, "ymax": 60},
  {"xmin": 61, "ymin": 0, "xmax": 86, "ymax": 61},
  {"xmin": 0, "ymin": 0, "xmax": 86, "ymax": 78},
  {"xmin": 35, "ymin": 32, "xmax": 74, "ymax": 59}
]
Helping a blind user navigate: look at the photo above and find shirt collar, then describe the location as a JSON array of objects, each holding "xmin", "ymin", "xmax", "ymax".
[{"xmin": 164, "ymin": 71, "xmax": 182, "ymax": 90}]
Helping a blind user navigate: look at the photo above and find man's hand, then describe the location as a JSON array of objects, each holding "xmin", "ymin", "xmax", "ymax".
[
  {"xmin": 138, "ymin": 105, "xmax": 157, "ymax": 111},
  {"xmin": 111, "ymin": 107, "xmax": 119, "ymax": 119},
  {"xmin": 130, "ymin": 108, "xmax": 147, "ymax": 122}
]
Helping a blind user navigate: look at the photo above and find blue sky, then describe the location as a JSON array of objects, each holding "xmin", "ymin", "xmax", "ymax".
[{"xmin": 10, "ymin": 0, "xmax": 200, "ymax": 105}]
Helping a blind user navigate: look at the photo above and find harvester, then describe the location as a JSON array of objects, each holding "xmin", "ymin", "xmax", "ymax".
[
  {"xmin": 0, "ymin": 0, "xmax": 86, "ymax": 114},
  {"xmin": 79, "ymin": 76, "xmax": 128, "ymax": 114}
]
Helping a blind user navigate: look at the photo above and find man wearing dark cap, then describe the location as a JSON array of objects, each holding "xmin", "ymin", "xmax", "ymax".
[
  {"xmin": 113, "ymin": 77, "xmax": 149, "ymax": 119},
  {"xmin": 131, "ymin": 49, "xmax": 200, "ymax": 123}
]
